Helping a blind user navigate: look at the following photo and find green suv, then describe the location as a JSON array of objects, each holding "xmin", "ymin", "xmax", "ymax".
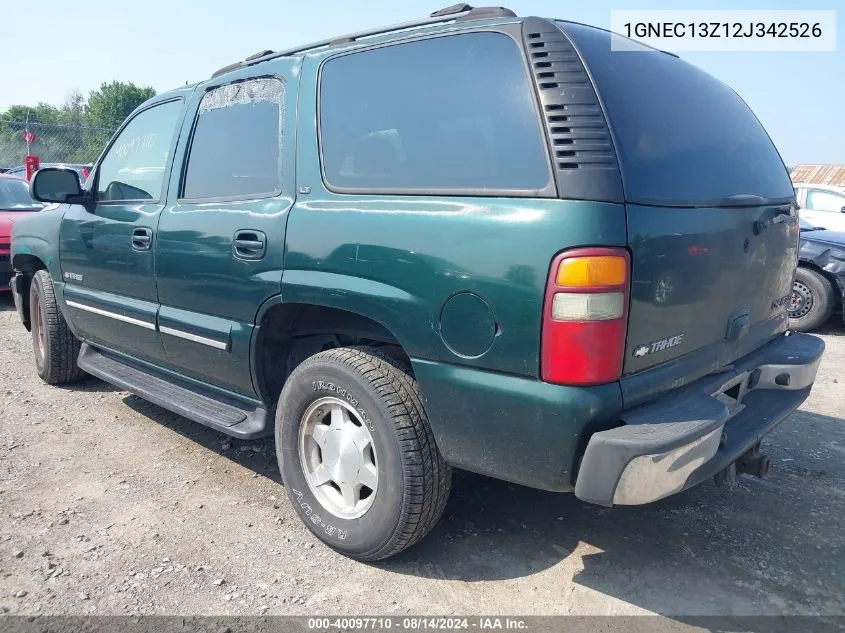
[{"xmin": 10, "ymin": 5, "xmax": 824, "ymax": 560}]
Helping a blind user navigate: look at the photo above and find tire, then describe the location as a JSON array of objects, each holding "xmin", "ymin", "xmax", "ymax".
[
  {"xmin": 788, "ymin": 266, "xmax": 835, "ymax": 333},
  {"xmin": 29, "ymin": 270, "xmax": 86, "ymax": 385},
  {"xmin": 275, "ymin": 346, "xmax": 452, "ymax": 561}
]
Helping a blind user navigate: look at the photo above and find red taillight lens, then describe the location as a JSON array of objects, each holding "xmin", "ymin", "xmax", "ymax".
[
  {"xmin": 687, "ymin": 244, "xmax": 708, "ymax": 256},
  {"xmin": 541, "ymin": 247, "xmax": 630, "ymax": 386}
]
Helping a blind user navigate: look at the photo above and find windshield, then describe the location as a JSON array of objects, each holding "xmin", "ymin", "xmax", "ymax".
[{"xmin": 0, "ymin": 178, "xmax": 42, "ymax": 211}]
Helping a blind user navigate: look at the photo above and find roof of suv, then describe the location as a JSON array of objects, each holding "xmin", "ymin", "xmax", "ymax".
[{"xmin": 210, "ymin": 4, "xmax": 523, "ymax": 79}]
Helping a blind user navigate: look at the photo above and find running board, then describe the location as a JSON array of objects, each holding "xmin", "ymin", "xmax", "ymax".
[{"xmin": 77, "ymin": 343, "xmax": 271, "ymax": 439}]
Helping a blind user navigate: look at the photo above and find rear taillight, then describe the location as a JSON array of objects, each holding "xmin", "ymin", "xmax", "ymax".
[{"xmin": 541, "ymin": 247, "xmax": 630, "ymax": 386}]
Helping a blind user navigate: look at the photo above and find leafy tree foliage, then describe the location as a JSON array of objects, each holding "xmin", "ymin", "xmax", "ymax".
[{"xmin": 0, "ymin": 82, "xmax": 156, "ymax": 166}]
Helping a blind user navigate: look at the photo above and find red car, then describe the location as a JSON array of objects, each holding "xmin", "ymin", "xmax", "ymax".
[{"xmin": 1, "ymin": 174, "xmax": 43, "ymax": 291}]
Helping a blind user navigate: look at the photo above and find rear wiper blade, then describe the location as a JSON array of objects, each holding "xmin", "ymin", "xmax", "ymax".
[{"xmin": 718, "ymin": 194, "xmax": 772, "ymax": 207}]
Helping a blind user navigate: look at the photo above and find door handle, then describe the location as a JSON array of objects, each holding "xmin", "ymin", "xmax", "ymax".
[
  {"xmin": 233, "ymin": 230, "xmax": 267, "ymax": 260},
  {"xmin": 132, "ymin": 227, "xmax": 153, "ymax": 251}
]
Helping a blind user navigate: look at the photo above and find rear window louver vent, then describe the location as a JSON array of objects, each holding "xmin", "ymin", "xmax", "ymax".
[{"xmin": 521, "ymin": 18, "xmax": 624, "ymax": 202}]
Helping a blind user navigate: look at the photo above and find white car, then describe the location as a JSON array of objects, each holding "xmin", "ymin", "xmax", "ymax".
[{"xmin": 794, "ymin": 182, "xmax": 845, "ymax": 231}]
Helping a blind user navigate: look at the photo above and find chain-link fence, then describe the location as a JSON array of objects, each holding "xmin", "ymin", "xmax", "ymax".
[{"xmin": 0, "ymin": 119, "xmax": 115, "ymax": 171}]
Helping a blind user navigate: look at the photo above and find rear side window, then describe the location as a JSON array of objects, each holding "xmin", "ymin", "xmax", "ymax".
[
  {"xmin": 319, "ymin": 32, "xmax": 551, "ymax": 195},
  {"xmin": 182, "ymin": 78, "xmax": 283, "ymax": 200},
  {"xmin": 558, "ymin": 22, "xmax": 794, "ymax": 207}
]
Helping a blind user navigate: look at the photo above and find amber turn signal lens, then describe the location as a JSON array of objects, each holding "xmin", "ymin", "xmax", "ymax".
[{"xmin": 556, "ymin": 255, "xmax": 627, "ymax": 287}]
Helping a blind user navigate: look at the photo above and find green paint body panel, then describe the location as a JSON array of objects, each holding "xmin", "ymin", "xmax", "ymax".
[
  {"xmin": 10, "ymin": 205, "xmax": 65, "ymax": 281},
  {"xmin": 411, "ymin": 359, "xmax": 622, "ymax": 491},
  {"xmin": 153, "ymin": 58, "xmax": 301, "ymax": 396},
  {"xmin": 59, "ymin": 202, "xmax": 168, "ymax": 364},
  {"xmin": 283, "ymin": 197, "xmax": 625, "ymax": 374}
]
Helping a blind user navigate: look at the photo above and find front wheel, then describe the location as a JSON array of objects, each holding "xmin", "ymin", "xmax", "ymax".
[
  {"xmin": 788, "ymin": 267, "xmax": 835, "ymax": 332},
  {"xmin": 276, "ymin": 347, "xmax": 452, "ymax": 561},
  {"xmin": 29, "ymin": 270, "xmax": 86, "ymax": 385}
]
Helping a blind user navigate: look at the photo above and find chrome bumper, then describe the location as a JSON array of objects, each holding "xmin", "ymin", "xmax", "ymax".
[{"xmin": 574, "ymin": 332, "xmax": 825, "ymax": 507}]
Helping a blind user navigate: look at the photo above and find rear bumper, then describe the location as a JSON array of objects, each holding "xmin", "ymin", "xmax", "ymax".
[{"xmin": 574, "ymin": 332, "xmax": 824, "ymax": 506}]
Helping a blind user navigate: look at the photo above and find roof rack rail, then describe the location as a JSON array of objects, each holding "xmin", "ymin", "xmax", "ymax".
[
  {"xmin": 431, "ymin": 3, "xmax": 472, "ymax": 16},
  {"xmin": 210, "ymin": 5, "xmax": 516, "ymax": 78}
]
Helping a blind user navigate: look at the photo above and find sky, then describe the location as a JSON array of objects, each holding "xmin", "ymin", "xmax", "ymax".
[{"xmin": 1, "ymin": 0, "xmax": 842, "ymax": 166}]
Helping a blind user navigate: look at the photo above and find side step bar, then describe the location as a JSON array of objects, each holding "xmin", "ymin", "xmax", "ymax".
[{"xmin": 77, "ymin": 343, "xmax": 271, "ymax": 439}]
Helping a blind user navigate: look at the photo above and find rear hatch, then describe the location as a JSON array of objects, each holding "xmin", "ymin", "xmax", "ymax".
[{"xmin": 557, "ymin": 23, "xmax": 798, "ymax": 385}]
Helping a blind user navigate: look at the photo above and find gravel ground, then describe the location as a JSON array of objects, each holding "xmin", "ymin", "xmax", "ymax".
[{"xmin": 0, "ymin": 292, "xmax": 843, "ymax": 618}]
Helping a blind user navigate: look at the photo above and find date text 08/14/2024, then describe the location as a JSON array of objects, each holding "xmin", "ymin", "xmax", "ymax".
[{"xmin": 307, "ymin": 618, "xmax": 528, "ymax": 630}]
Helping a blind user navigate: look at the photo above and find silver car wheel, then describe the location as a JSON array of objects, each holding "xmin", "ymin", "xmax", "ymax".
[{"xmin": 298, "ymin": 396, "xmax": 378, "ymax": 519}]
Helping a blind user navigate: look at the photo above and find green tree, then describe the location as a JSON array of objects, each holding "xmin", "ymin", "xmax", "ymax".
[
  {"xmin": 62, "ymin": 90, "xmax": 86, "ymax": 126},
  {"xmin": 1, "ymin": 82, "xmax": 156, "ymax": 166},
  {"xmin": 86, "ymin": 81, "xmax": 156, "ymax": 130},
  {"xmin": 2, "ymin": 102, "xmax": 63, "ymax": 124}
]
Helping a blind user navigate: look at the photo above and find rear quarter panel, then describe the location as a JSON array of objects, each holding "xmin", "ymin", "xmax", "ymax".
[{"xmin": 286, "ymin": 49, "xmax": 628, "ymax": 376}]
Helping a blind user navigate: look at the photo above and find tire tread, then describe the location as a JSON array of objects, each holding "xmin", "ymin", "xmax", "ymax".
[
  {"xmin": 293, "ymin": 346, "xmax": 451, "ymax": 561},
  {"xmin": 791, "ymin": 266, "xmax": 836, "ymax": 332},
  {"xmin": 32, "ymin": 270, "xmax": 86, "ymax": 385}
]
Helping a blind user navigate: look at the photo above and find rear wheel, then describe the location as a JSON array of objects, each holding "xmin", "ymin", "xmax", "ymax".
[
  {"xmin": 29, "ymin": 270, "xmax": 86, "ymax": 384},
  {"xmin": 788, "ymin": 266, "xmax": 835, "ymax": 332},
  {"xmin": 276, "ymin": 346, "xmax": 452, "ymax": 561}
]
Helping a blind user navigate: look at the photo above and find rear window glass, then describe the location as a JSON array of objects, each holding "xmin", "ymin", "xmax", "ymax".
[
  {"xmin": 558, "ymin": 22, "xmax": 794, "ymax": 207},
  {"xmin": 319, "ymin": 32, "xmax": 551, "ymax": 194}
]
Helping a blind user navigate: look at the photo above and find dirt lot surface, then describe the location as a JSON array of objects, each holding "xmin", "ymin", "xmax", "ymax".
[{"xmin": 1, "ymin": 292, "xmax": 844, "ymax": 619}]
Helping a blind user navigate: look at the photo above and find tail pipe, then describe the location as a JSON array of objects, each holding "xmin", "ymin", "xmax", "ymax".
[
  {"xmin": 736, "ymin": 451, "xmax": 772, "ymax": 479},
  {"xmin": 714, "ymin": 444, "xmax": 771, "ymax": 487}
]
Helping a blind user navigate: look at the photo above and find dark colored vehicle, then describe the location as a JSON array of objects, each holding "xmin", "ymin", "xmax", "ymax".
[
  {"xmin": 9, "ymin": 5, "xmax": 824, "ymax": 560},
  {"xmin": 0, "ymin": 174, "xmax": 42, "ymax": 289},
  {"xmin": 789, "ymin": 217, "xmax": 845, "ymax": 331}
]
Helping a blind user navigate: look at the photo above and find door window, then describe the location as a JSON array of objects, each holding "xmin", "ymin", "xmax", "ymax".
[
  {"xmin": 181, "ymin": 78, "xmax": 283, "ymax": 200},
  {"xmin": 806, "ymin": 189, "xmax": 845, "ymax": 213},
  {"xmin": 97, "ymin": 100, "xmax": 183, "ymax": 202}
]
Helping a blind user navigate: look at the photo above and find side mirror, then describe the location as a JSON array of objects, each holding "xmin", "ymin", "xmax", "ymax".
[{"xmin": 30, "ymin": 168, "xmax": 87, "ymax": 205}]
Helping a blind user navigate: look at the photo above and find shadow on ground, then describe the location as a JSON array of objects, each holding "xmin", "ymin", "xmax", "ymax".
[
  {"xmin": 123, "ymin": 395, "xmax": 281, "ymax": 484},
  {"xmin": 119, "ymin": 387, "xmax": 845, "ymax": 617},
  {"xmin": 814, "ymin": 313, "xmax": 845, "ymax": 336},
  {"xmin": 0, "ymin": 293, "xmax": 15, "ymax": 312}
]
